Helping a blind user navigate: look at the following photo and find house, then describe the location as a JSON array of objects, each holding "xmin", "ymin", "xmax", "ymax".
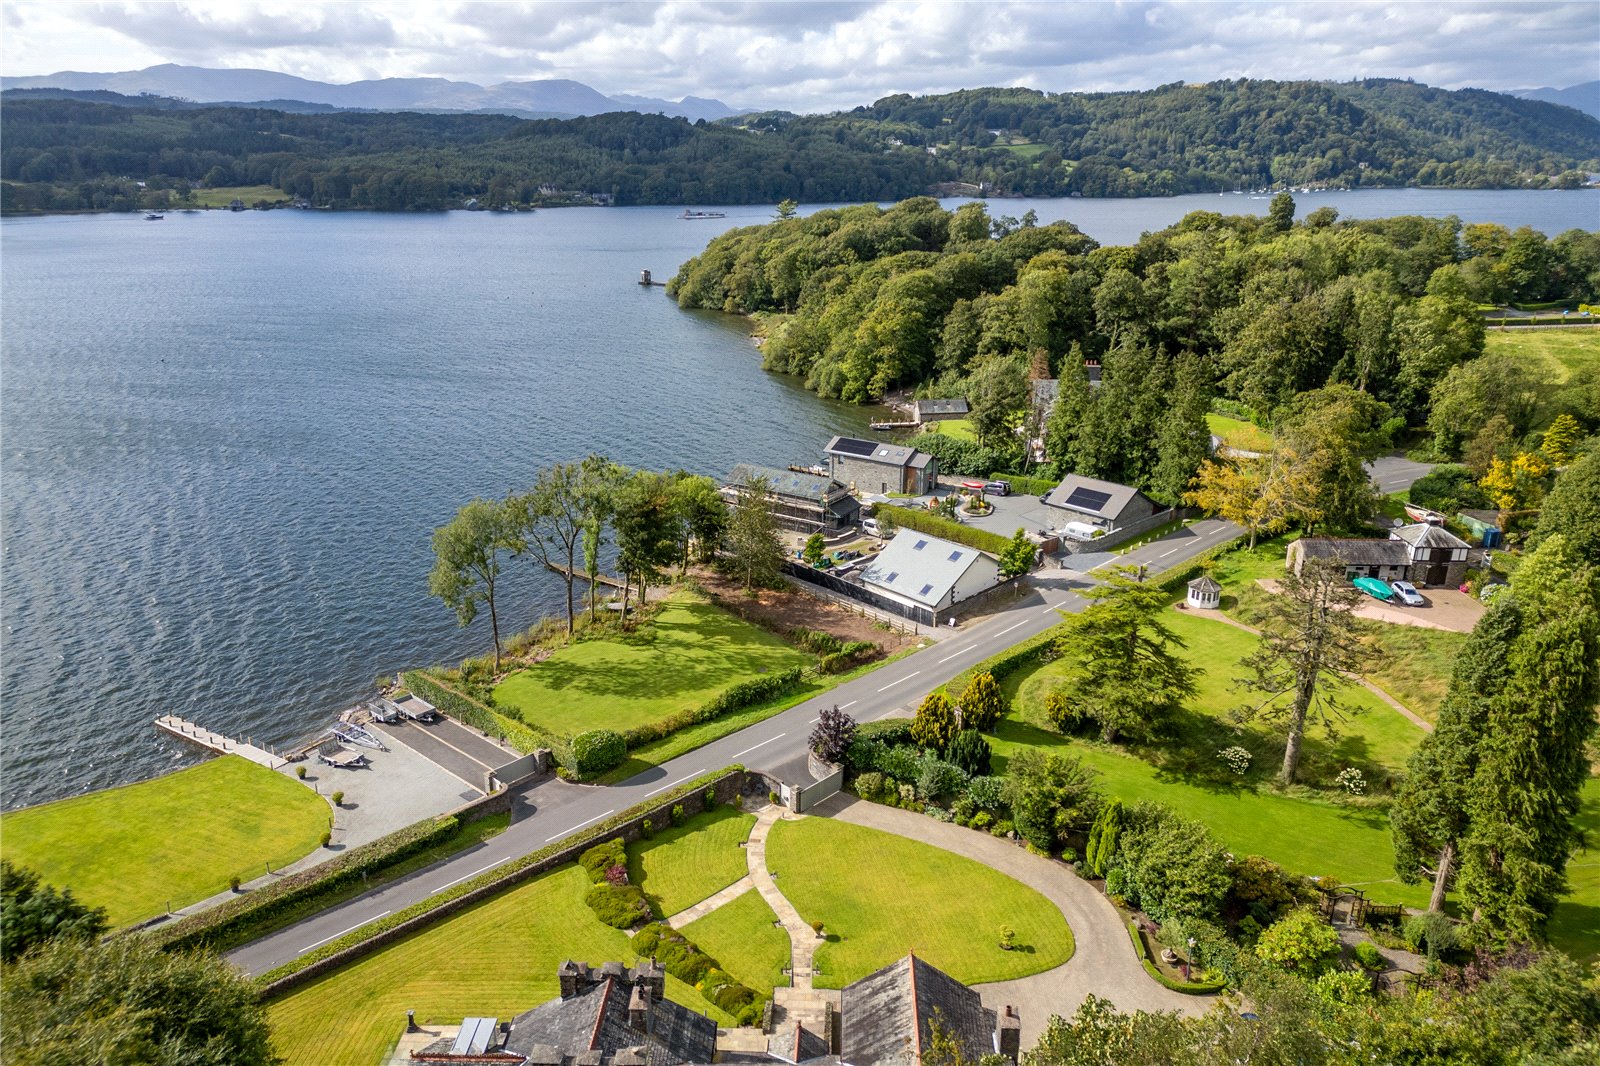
[
  {"xmin": 226, "ymin": 198, "xmax": 246, "ymax": 211},
  {"xmin": 824, "ymin": 437, "xmax": 938, "ymax": 496},
  {"xmin": 1286, "ymin": 522, "xmax": 1472, "ymax": 587},
  {"xmin": 409, "ymin": 959, "xmax": 715, "ymax": 1066},
  {"xmin": 841, "ymin": 954, "xmax": 1020, "ymax": 1066},
  {"xmin": 911, "ymin": 398, "xmax": 969, "ymax": 424},
  {"xmin": 1042, "ymin": 474, "xmax": 1161, "ymax": 532},
  {"xmin": 857, "ymin": 530, "xmax": 1000, "ymax": 618},
  {"xmin": 723, "ymin": 463, "xmax": 860, "ymax": 534}
]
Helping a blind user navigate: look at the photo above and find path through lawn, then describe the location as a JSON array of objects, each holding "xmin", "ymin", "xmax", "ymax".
[
  {"xmin": 628, "ymin": 805, "xmax": 756, "ymax": 918},
  {"xmin": 493, "ymin": 596, "xmax": 809, "ymax": 737}
]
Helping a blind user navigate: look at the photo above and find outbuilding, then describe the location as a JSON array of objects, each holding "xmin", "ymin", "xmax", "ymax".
[{"xmin": 857, "ymin": 530, "xmax": 1000, "ymax": 619}]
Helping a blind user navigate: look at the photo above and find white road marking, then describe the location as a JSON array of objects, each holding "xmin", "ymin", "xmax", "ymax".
[
  {"xmin": 1159, "ymin": 548, "xmax": 1180, "ymax": 558},
  {"xmin": 548, "ymin": 808, "xmax": 616, "ymax": 842},
  {"xmin": 732, "ymin": 733, "xmax": 785, "ymax": 759},
  {"xmin": 937, "ymin": 646, "xmax": 976, "ymax": 664},
  {"xmin": 839, "ymin": 701, "xmax": 858, "ymax": 710},
  {"xmin": 1041, "ymin": 603, "xmax": 1062, "ymax": 614},
  {"xmin": 302, "ymin": 911, "xmax": 390, "ymax": 952},
  {"xmin": 645, "ymin": 774, "xmax": 695, "ymax": 797},
  {"xmin": 877, "ymin": 671, "xmax": 921, "ymax": 691},
  {"xmin": 808, "ymin": 717, "xmax": 820, "ymax": 724},
  {"xmin": 432, "ymin": 862, "xmax": 498, "ymax": 894},
  {"xmin": 995, "ymin": 621, "xmax": 1025, "ymax": 638}
]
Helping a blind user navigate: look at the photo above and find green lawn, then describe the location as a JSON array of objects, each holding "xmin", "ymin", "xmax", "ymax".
[
  {"xmin": 492, "ymin": 595, "xmax": 810, "ymax": 737},
  {"xmin": 920, "ymin": 418, "xmax": 977, "ymax": 442},
  {"xmin": 1206, "ymin": 413, "xmax": 1274, "ymax": 453},
  {"xmin": 997, "ymin": 142, "xmax": 1049, "ymax": 159},
  {"xmin": 190, "ymin": 184, "xmax": 287, "ymax": 207},
  {"xmin": 628, "ymin": 806, "xmax": 755, "ymax": 918},
  {"xmin": 0, "ymin": 756, "xmax": 329, "ymax": 927},
  {"xmin": 1549, "ymin": 779, "xmax": 1600, "ymax": 966},
  {"xmin": 765, "ymin": 818, "xmax": 1074, "ymax": 988},
  {"xmin": 680, "ymin": 886, "xmax": 791, "ymax": 995},
  {"xmin": 265, "ymin": 864, "xmax": 730, "ymax": 1066},
  {"xmin": 1483, "ymin": 329, "xmax": 1600, "ymax": 429}
]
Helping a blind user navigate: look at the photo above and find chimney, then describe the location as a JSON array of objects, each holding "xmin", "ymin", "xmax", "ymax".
[
  {"xmin": 998, "ymin": 1005, "xmax": 1021, "ymax": 1063},
  {"xmin": 628, "ymin": 983, "xmax": 651, "ymax": 1032},
  {"xmin": 558, "ymin": 960, "xmax": 580, "ymax": 999},
  {"xmin": 639, "ymin": 956, "xmax": 666, "ymax": 1001}
]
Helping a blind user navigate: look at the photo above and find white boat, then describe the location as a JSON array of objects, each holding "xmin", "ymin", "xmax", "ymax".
[{"xmin": 680, "ymin": 209, "xmax": 726, "ymax": 219}]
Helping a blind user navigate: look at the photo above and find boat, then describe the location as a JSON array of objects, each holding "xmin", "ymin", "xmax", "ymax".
[
  {"xmin": 679, "ymin": 209, "xmax": 726, "ymax": 220},
  {"xmin": 1402, "ymin": 504, "xmax": 1446, "ymax": 525},
  {"xmin": 1352, "ymin": 576, "xmax": 1395, "ymax": 602},
  {"xmin": 144, "ymin": 212, "xmax": 164, "ymax": 221}
]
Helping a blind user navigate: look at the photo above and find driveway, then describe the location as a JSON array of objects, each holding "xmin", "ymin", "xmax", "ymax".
[
  {"xmin": 812, "ymin": 794, "xmax": 1213, "ymax": 1046},
  {"xmin": 1258, "ymin": 580, "xmax": 1485, "ymax": 633}
]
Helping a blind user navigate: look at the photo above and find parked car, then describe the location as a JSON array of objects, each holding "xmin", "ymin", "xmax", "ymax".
[
  {"xmin": 1389, "ymin": 580, "xmax": 1425, "ymax": 607},
  {"xmin": 982, "ymin": 480, "xmax": 1011, "ymax": 496},
  {"xmin": 862, "ymin": 518, "xmax": 882, "ymax": 537}
]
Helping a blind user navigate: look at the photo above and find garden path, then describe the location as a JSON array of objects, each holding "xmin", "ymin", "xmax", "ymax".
[
  {"xmin": 811, "ymin": 793, "xmax": 1213, "ymax": 1047},
  {"xmin": 744, "ymin": 805, "xmax": 842, "ymax": 1043},
  {"xmin": 665, "ymin": 875, "xmax": 755, "ymax": 929}
]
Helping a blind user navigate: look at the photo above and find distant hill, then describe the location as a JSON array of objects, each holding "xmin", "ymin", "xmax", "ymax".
[
  {"xmin": 1511, "ymin": 81, "xmax": 1600, "ymax": 121},
  {"xmin": 0, "ymin": 63, "xmax": 751, "ymax": 122}
]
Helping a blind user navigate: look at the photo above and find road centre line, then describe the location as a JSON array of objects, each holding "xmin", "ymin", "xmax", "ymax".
[
  {"xmin": 995, "ymin": 621, "xmax": 1025, "ymax": 638},
  {"xmin": 937, "ymin": 645, "xmax": 977, "ymax": 664},
  {"xmin": 302, "ymin": 911, "xmax": 390, "ymax": 953},
  {"xmin": 839, "ymin": 701, "xmax": 858, "ymax": 710},
  {"xmin": 732, "ymin": 733, "xmax": 785, "ymax": 759},
  {"xmin": 876, "ymin": 671, "xmax": 921, "ymax": 692},
  {"xmin": 432, "ymin": 863, "xmax": 498, "ymax": 894},
  {"xmin": 645, "ymin": 774, "xmax": 695, "ymax": 797},
  {"xmin": 548, "ymin": 808, "xmax": 616, "ymax": 842}
]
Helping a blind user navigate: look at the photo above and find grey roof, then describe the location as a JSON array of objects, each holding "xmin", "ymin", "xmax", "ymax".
[
  {"xmin": 1293, "ymin": 538, "xmax": 1411, "ymax": 567},
  {"xmin": 841, "ymin": 955, "xmax": 997, "ymax": 1066},
  {"xmin": 729, "ymin": 463, "xmax": 849, "ymax": 502},
  {"xmin": 912, "ymin": 398, "xmax": 969, "ymax": 416},
  {"xmin": 1188, "ymin": 575, "xmax": 1222, "ymax": 593},
  {"xmin": 1043, "ymin": 474, "xmax": 1149, "ymax": 521},
  {"xmin": 1390, "ymin": 523, "xmax": 1470, "ymax": 550},
  {"xmin": 858, "ymin": 530, "xmax": 996, "ymax": 607},
  {"xmin": 826, "ymin": 436, "xmax": 919, "ymax": 468},
  {"xmin": 907, "ymin": 453, "xmax": 933, "ymax": 471}
]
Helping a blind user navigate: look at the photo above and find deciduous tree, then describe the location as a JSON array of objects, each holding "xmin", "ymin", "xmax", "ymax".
[
  {"xmin": 428, "ymin": 497, "xmax": 518, "ymax": 671},
  {"xmin": 997, "ymin": 528, "xmax": 1038, "ymax": 579},
  {"xmin": 0, "ymin": 862, "xmax": 106, "ymax": 963},
  {"xmin": 808, "ymin": 705, "xmax": 857, "ymax": 764},
  {"xmin": 1529, "ymin": 447, "xmax": 1600, "ymax": 563},
  {"xmin": 725, "ymin": 474, "xmax": 785, "ymax": 590}
]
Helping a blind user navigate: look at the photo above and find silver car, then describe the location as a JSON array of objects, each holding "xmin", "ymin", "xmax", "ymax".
[{"xmin": 1389, "ymin": 580, "xmax": 1425, "ymax": 607}]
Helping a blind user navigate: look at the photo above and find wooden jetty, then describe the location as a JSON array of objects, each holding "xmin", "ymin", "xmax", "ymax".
[
  {"xmin": 154, "ymin": 715, "xmax": 285, "ymax": 771},
  {"xmin": 869, "ymin": 420, "xmax": 918, "ymax": 431},
  {"xmin": 544, "ymin": 562, "xmax": 629, "ymax": 590}
]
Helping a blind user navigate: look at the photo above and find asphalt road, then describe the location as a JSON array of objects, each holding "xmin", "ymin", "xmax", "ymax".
[{"xmin": 229, "ymin": 458, "xmax": 1431, "ymax": 975}]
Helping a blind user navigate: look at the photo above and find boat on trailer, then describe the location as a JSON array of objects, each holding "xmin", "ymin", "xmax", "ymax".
[{"xmin": 331, "ymin": 720, "xmax": 388, "ymax": 751}]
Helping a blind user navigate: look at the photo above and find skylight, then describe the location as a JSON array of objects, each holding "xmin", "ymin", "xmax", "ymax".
[
  {"xmin": 887, "ymin": 571, "xmax": 899, "ymax": 581},
  {"xmin": 914, "ymin": 539, "xmax": 928, "ymax": 550},
  {"xmin": 948, "ymin": 551, "xmax": 963, "ymax": 562},
  {"xmin": 920, "ymin": 583, "xmax": 935, "ymax": 596}
]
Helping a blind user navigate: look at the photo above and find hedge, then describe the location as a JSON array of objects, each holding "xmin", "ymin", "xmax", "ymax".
[
  {"xmin": 573, "ymin": 730, "xmax": 627, "ymax": 775},
  {"xmin": 146, "ymin": 812, "xmax": 467, "ymax": 954},
  {"xmin": 404, "ymin": 670, "xmax": 571, "ymax": 766},
  {"xmin": 256, "ymin": 766, "xmax": 743, "ymax": 993},
  {"xmin": 619, "ymin": 666, "xmax": 808, "ymax": 749},
  {"xmin": 879, "ymin": 505, "xmax": 1014, "ymax": 556},
  {"xmin": 945, "ymin": 623, "xmax": 1068, "ymax": 699},
  {"xmin": 586, "ymin": 882, "xmax": 651, "ymax": 928},
  {"xmin": 1151, "ymin": 533, "xmax": 1247, "ymax": 595},
  {"xmin": 1128, "ymin": 921, "xmax": 1226, "ymax": 995},
  {"xmin": 988, "ymin": 472, "xmax": 1058, "ymax": 497},
  {"xmin": 632, "ymin": 922, "xmax": 763, "ymax": 1025}
]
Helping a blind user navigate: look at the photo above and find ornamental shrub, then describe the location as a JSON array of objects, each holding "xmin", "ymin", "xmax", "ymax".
[
  {"xmin": 945, "ymin": 729, "xmax": 992, "ymax": 777},
  {"xmin": 604, "ymin": 864, "xmax": 629, "ymax": 887},
  {"xmin": 1354, "ymin": 941, "xmax": 1385, "ymax": 970},
  {"xmin": 1085, "ymin": 798, "xmax": 1124, "ymax": 878},
  {"xmin": 1335, "ymin": 767, "xmax": 1367, "ymax": 795},
  {"xmin": 1255, "ymin": 908, "xmax": 1341, "ymax": 973},
  {"xmin": 572, "ymin": 729, "xmax": 627, "ymax": 775},
  {"xmin": 878, "ymin": 745, "xmax": 922, "ymax": 784},
  {"xmin": 585, "ymin": 882, "xmax": 650, "ymax": 928},
  {"xmin": 1217, "ymin": 746, "xmax": 1252, "ymax": 776},
  {"xmin": 854, "ymin": 772, "xmax": 885, "ymax": 801},
  {"xmin": 965, "ymin": 775, "xmax": 1006, "ymax": 812},
  {"xmin": 1402, "ymin": 911, "xmax": 1459, "ymax": 961},
  {"xmin": 579, "ymin": 839, "xmax": 626, "ymax": 883},
  {"xmin": 910, "ymin": 691, "xmax": 959, "ymax": 753},
  {"xmin": 958, "ymin": 672, "xmax": 1008, "ymax": 732},
  {"xmin": 1116, "ymin": 802, "xmax": 1231, "ymax": 924},
  {"xmin": 915, "ymin": 754, "xmax": 967, "ymax": 802}
]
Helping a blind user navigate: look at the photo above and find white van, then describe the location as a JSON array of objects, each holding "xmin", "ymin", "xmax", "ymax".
[
  {"xmin": 862, "ymin": 518, "xmax": 882, "ymax": 537},
  {"xmin": 1060, "ymin": 521, "xmax": 1101, "ymax": 541}
]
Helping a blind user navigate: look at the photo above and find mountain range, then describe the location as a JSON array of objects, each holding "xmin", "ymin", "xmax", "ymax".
[
  {"xmin": 0, "ymin": 63, "xmax": 750, "ymax": 122},
  {"xmin": 1511, "ymin": 81, "xmax": 1600, "ymax": 121}
]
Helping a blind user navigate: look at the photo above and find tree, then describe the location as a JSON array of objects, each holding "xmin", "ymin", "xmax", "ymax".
[
  {"xmin": 997, "ymin": 527, "xmax": 1037, "ymax": 579},
  {"xmin": 1235, "ymin": 558, "xmax": 1366, "ymax": 784},
  {"xmin": 1002, "ymin": 749, "xmax": 1101, "ymax": 853},
  {"xmin": 911, "ymin": 690, "xmax": 959, "ymax": 753},
  {"xmin": 1042, "ymin": 345, "xmax": 1093, "ymax": 468},
  {"xmin": 670, "ymin": 472, "xmax": 728, "ymax": 569},
  {"xmin": 1054, "ymin": 567, "xmax": 1198, "ymax": 742},
  {"xmin": 725, "ymin": 474, "xmax": 785, "ymax": 590},
  {"xmin": 1265, "ymin": 191, "xmax": 1295, "ymax": 233},
  {"xmin": 1479, "ymin": 450, "xmax": 1550, "ymax": 528},
  {"xmin": 1085, "ymin": 798, "xmax": 1124, "ymax": 877},
  {"xmin": 509, "ymin": 462, "xmax": 586, "ymax": 633},
  {"xmin": 1540, "ymin": 413, "xmax": 1584, "ymax": 467},
  {"xmin": 428, "ymin": 497, "xmax": 518, "ymax": 672},
  {"xmin": 1275, "ymin": 384, "xmax": 1389, "ymax": 533},
  {"xmin": 967, "ymin": 354, "xmax": 1028, "ymax": 452},
  {"xmin": 613, "ymin": 470, "xmax": 679, "ymax": 613},
  {"xmin": 1390, "ymin": 597, "xmax": 1520, "ymax": 912},
  {"xmin": 946, "ymin": 729, "xmax": 992, "ymax": 776},
  {"xmin": 1149, "ymin": 353, "xmax": 1213, "ymax": 506},
  {"xmin": 0, "ymin": 862, "xmax": 106, "ymax": 963},
  {"xmin": 1407, "ymin": 464, "xmax": 1491, "ymax": 515},
  {"xmin": 802, "ymin": 532, "xmax": 826, "ymax": 566},
  {"xmin": 808, "ymin": 705, "xmax": 856, "ymax": 763},
  {"xmin": 1456, "ymin": 535, "xmax": 1600, "ymax": 943},
  {"xmin": 1254, "ymin": 908, "xmax": 1341, "ymax": 973},
  {"xmin": 957, "ymin": 671, "xmax": 1008, "ymax": 732},
  {"xmin": 774, "ymin": 198, "xmax": 799, "ymax": 220},
  {"xmin": 1185, "ymin": 456, "xmax": 1279, "ymax": 549},
  {"xmin": 1, "ymin": 934, "xmax": 278, "ymax": 1065},
  {"xmin": 1115, "ymin": 802, "xmax": 1233, "ymax": 924},
  {"xmin": 578, "ymin": 459, "xmax": 621, "ymax": 625},
  {"xmin": 1529, "ymin": 448, "xmax": 1600, "ymax": 563}
]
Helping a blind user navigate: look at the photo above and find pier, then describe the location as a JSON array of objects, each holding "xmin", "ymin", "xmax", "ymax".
[
  {"xmin": 154, "ymin": 715, "xmax": 285, "ymax": 771},
  {"xmin": 869, "ymin": 420, "xmax": 918, "ymax": 431},
  {"xmin": 544, "ymin": 562, "xmax": 629, "ymax": 590}
]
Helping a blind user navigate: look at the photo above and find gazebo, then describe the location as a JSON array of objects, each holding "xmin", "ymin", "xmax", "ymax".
[{"xmin": 1186, "ymin": 575, "xmax": 1222, "ymax": 610}]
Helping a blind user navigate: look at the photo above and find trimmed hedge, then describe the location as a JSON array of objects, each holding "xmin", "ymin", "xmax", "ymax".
[
  {"xmin": 404, "ymin": 670, "xmax": 570, "ymax": 765},
  {"xmin": 573, "ymin": 730, "xmax": 627, "ymax": 775},
  {"xmin": 878, "ymin": 504, "xmax": 1013, "ymax": 556},
  {"xmin": 586, "ymin": 882, "xmax": 651, "ymax": 928},
  {"xmin": 256, "ymin": 766, "xmax": 743, "ymax": 994},
  {"xmin": 619, "ymin": 666, "xmax": 808, "ymax": 749},
  {"xmin": 988, "ymin": 472, "xmax": 1058, "ymax": 497},
  {"xmin": 146, "ymin": 812, "xmax": 467, "ymax": 954},
  {"xmin": 1128, "ymin": 921, "xmax": 1226, "ymax": 995},
  {"xmin": 632, "ymin": 922, "xmax": 763, "ymax": 1025}
]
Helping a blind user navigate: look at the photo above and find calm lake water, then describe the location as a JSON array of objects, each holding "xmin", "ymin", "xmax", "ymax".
[{"xmin": 2, "ymin": 189, "xmax": 1596, "ymax": 807}]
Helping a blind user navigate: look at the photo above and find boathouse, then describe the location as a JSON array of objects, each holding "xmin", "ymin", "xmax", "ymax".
[
  {"xmin": 722, "ymin": 463, "xmax": 859, "ymax": 534},
  {"xmin": 911, "ymin": 397, "xmax": 969, "ymax": 423},
  {"xmin": 823, "ymin": 436, "xmax": 938, "ymax": 496}
]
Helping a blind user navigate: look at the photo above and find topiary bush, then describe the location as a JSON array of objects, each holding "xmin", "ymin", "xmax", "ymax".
[
  {"xmin": 572, "ymin": 729, "xmax": 627, "ymax": 776},
  {"xmin": 585, "ymin": 882, "xmax": 650, "ymax": 928},
  {"xmin": 579, "ymin": 839, "xmax": 627, "ymax": 883}
]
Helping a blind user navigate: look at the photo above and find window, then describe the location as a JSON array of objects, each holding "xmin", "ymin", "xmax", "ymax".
[
  {"xmin": 914, "ymin": 539, "xmax": 928, "ymax": 550},
  {"xmin": 948, "ymin": 551, "xmax": 963, "ymax": 562},
  {"xmin": 887, "ymin": 571, "xmax": 899, "ymax": 582},
  {"xmin": 920, "ymin": 583, "xmax": 935, "ymax": 596}
]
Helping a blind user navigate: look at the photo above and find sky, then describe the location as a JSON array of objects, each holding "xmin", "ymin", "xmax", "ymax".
[{"xmin": 3, "ymin": 1, "xmax": 1597, "ymax": 112}]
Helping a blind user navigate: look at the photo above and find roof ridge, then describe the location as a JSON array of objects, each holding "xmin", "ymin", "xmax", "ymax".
[
  {"xmin": 589, "ymin": 976, "xmax": 614, "ymax": 1050},
  {"xmin": 907, "ymin": 953, "xmax": 922, "ymax": 1066}
]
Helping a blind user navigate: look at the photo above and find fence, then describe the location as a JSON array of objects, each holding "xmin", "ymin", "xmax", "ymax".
[{"xmin": 782, "ymin": 561, "xmax": 935, "ymax": 627}]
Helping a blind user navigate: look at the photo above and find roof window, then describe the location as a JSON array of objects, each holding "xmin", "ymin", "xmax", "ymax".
[
  {"xmin": 948, "ymin": 551, "xmax": 963, "ymax": 562},
  {"xmin": 914, "ymin": 539, "xmax": 928, "ymax": 550},
  {"xmin": 887, "ymin": 571, "xmax": 899, "ymax": 582},
  {"xmin": 920, "ymin": 583, "xmax": 935, "ymax": 596}
]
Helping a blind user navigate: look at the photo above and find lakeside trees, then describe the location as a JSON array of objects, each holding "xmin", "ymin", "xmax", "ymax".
[{"xmin": 428, "ymin": 498, "xmax": 519, "ymax": 672}]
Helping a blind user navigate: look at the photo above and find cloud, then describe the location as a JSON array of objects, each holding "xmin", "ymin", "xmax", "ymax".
[{"xmin": 3, "ymin": 1, "xmax": 1596, "ymax": 112}]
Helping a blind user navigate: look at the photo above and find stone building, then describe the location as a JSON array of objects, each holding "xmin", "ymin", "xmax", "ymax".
[
  {"xmin": 824, "ymin": 437, "xmax": 939, "ymax": 496},
  {"xmin": 1286, "ymin": 522, "xmax": 1472, "ymax": 588},
  {"xmin": 723, "ymin": 463, "xmax": 860, "ymax": 534}
]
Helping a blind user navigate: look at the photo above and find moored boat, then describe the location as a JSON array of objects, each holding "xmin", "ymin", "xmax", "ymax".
[{"xmin": 679, "ymin": 209, "xmax": 726, "ymax": 219}]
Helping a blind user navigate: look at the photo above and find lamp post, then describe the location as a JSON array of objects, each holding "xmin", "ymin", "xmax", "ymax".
[{"xmin": 1184, "ymin": 936, "xmax": 1196, "ymax": 982}]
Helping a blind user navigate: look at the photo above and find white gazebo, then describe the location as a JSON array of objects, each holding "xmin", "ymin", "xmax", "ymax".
[{"xmin": 1186, "ymin": 575, "xmax": 1222, "ymax": 610}]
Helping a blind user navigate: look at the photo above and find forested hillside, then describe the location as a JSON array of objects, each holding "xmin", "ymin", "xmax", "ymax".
[
  {"xmin": 4, "ymin": 78, "xmax": 1597, "ymax": 213},
  {"xmin": 670, "ymin": 197, "xmax": 1600, "ymax": 509}
]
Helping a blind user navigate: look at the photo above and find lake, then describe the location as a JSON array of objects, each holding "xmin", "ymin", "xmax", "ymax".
[{"xmin": 2, "ymin": 189, "xmax": 1595, "ymax": 807}]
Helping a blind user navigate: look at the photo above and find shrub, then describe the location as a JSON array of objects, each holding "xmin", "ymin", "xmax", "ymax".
[
  {"xmin": 811, "ymin": 920, "xmax": 825, "ymax": 935},
  {"xmin": 998, "ymin": 925, "xmax": 1016, "ymax": 950},
  {"xmin": 1354, "ymin": 941, "xmax": 1385, "ymax": 970},
  {"xmin": 1217, "ymin": 746, "xmax": 1252, "ymax": 776},
  {"xmin": 641, "ymin": 818, "xmax": 654, "ymax": 839},
  {"xmin": 988, "ymin": 472, "xmax": 1058, "ymax": 497},
  {"xmin": 884, "ymin": 504, "xmax": 1012, "ymax": 555},
  {"xmin": 965, "ymin": 775, "xmax": 1005, "ymax": 812},
  {"xmin": 1044, "ymin": 691, "xmax": 1088, "ymax": 734},
  {"xmin": 1403, "ymin": 911, "xmax": 1459, "ymax": 961},
  {"xmin": 809, "ymin": 706, "xmax": 858, "ymax": 763},
  {"xmin": 295, "ymin": 765, "xmax": 307, "ymax": 780},
  {"xmin": 229, "ymin": 875, "xmax": 241, "ymax": 892},
  {"xmin": 330, "ymin": 790, "xmax": 345, "ymax": 806},
  {"xmin": 1085, "ymin": 798, "xmax": 1124, "ymax": 878},
  {"xmin": 991, "ymin": 818, "xmax": 1014, "ymax": 838},
  {"xmin": 579, "ymin": 840, "xmax": 626, "ymax": 883},
  {"xmin": 945, "ymin": 729, "xmax": 992, "ymax": 777},
  {"xmin": 704, "ymin": 787, "xmax": 717, "ymax": 809},
  {"xmin": 878, "ymin": 745, "xmax": 922, "ymax": 784},
  {"xmin": 1255, "ymin": 908, "xmax": 1341, "ymax": 974},
  {"xmin": 604, "ymin": 864, "xmax": 629, "ymax": 887},
  {"xmin": 911, "ymin": 691, "xmax": 959, "ymax": 753},
  {"xmin": 854, "ymin": 772, "xmax": 885, "ymax": 801},
  {"xmin": 1105, "ymin": 867, "xmax": 1130, "ymax": 903},
  {"xmin": 403, "ymin": 670, "xmax": 561, "ymax": 762},
  {"xmin": 1227, "ymin": 855, "xmax": 1311, "ymax": 919},
  {"xmin": 790, "ymin": 627, "xmax": 842, "ymax": 655},
  {"xmin": 915, "ymin": 755, "xmax": 967, "ymax": 801},
  {"xmin": 957, "ymin": 672, "xmax": 1008, "ymax": 732},
  {"xmin": 971, "ymin": 811, "xmax": 993, "ymax": 831},
  {"xmin": 630, "ymin": 923, "xmax": 763, "ymax": 1025},
  {"xmin": 572, "ymin": 730, "xmax": 627, "ymax": 776},
  {"xmin": 671, "ymin": 804, "xmax": 685, "ymax": 826},
  {"xmin": 1315, "ymin": 969, "xmax": 1372, "ymax": 1006},
  {"xmin": 319, "ymin": 830, "xmax": 331, "ymax": 848},
  {"xmin": 1335, "ymin": 767, "xmax": 1367, "ymax": 795},
  {"xmin": 585, "ymin": 882, "xmax": 650, "ymax": 928},
  {"xmin": 1115, "ymin": 802, "xmax": 1232, "ymax": 925},
  {"xmin": 857, "ymin": 719, "xmax": 915, "ymax": 746}
]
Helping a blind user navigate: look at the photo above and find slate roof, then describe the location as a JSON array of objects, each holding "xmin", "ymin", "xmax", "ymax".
[
  {"xmin": 1293, "ymin": 538, "xmax": 1411, "ymax": 567},
  {"xmin": 825, "ymin": 436, "xmax": 920, "ymax": 468},
  {"xmin": 1188, "ymin": 575, "xmax": 1222, "ymax": 593},
  {"xmin": 1390, "ymin": 523, "xmax": 1469, "ymax": 550},
  {"xmin": 840, "ymin": 955, "xmax": 996, "ymax": 1066},
  {"xmin": 912, "ymin": 398, "xmax": 969, "ymax": 417},
  {"xmin": 858, "ymin": 531, "xmax": 996, "ymax": 607},
  {"xmin": 1043, "ymin": 474, "xmax": 1149, "ymax": 522},
  {"xmin": 729, "ymin": 463, "xmax": 849, "ymax": 502}
]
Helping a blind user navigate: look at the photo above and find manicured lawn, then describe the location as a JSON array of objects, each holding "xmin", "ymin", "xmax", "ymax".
[
  {"xmin": 680, "ymin": 886, "xmax": 791, "ymax": 995},
  {"xmin": 920, "ymin": 418, "xmax": 977, "ymax": 442},
  {"xmin": 0, "ymin": 756, "xmax": 329, "ymax": 927},
  {"xmin": 765, "ymin": 818, "xmax": 1074, "ymax": 988},
  {"xmin": 1549, "ymin": 778, "xmax": 1600, "ymax": 966},
  {"xmin": 628, "ymin": 806, "xmax": 755, "ymax": 918},
  {"xmin": 1483, "ymin": 329, "xmax": 1600, "ymax": 428},
  {"xmin": 1206, "ymin": 413, "xmax": 1274, "ymax": 453},
  {"xmin": 492, "ymin": 595, "xmax": 810, "ymax": 737},
  {"xmin": 190, "ymin": 184, "xmax": 287, "ymax": 207},
  {"xmin": 265, "ymin": 864, "xmax": 729, "ymax": 1066}
]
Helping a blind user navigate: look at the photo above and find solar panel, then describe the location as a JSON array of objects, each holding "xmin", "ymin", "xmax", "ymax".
[
  {"xmin": 453, "ymin": 1018, "xmax": 498, "ymax": 1055},
  {"xmin": 830, "ymin": 437, "xmax": 878, "ymax": 457},
  {"xmin": 1064, "ymin": 487, "xmax": 1113, "ymax": 512}
]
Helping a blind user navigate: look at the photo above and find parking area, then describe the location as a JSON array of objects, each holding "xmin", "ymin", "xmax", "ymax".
[
  {"xmin": 374, "ymin": 716, "xmax": 523, "ymax": 793},
  {"xmin": 278, "ymin": 737, "xmax": 475, "ymax": 855},
  {"xmin": 1257, "ymin": 579, "xmax": 1486, "ymax": 633}
]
